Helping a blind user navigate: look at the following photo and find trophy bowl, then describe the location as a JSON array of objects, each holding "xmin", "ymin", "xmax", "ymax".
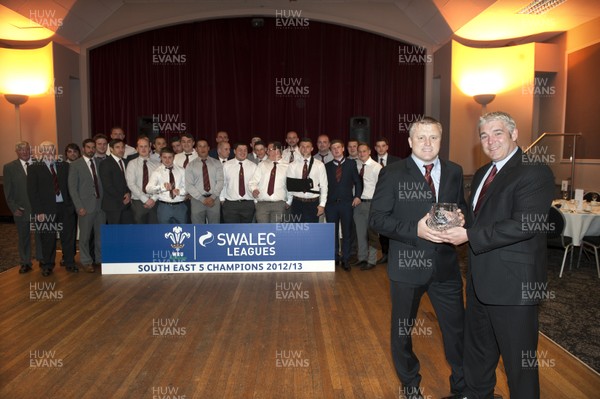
[{"xmin": 426, "ymin": 203, "xmax": 461, "ymax": 231}]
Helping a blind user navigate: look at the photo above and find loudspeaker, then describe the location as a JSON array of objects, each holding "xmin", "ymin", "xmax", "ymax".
[
  {"xmin": 138, "ymin": 116, "xmax": 159, "ymax": 141},
  {"xmin": 349, "ymin": 116, "xmax": 370, "ymax": 144}
]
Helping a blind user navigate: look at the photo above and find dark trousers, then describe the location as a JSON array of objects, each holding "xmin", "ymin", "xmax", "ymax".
[
  {"xmin": 390, "ymin": 278, "xmax": 465, "ymax": 393},
  {"xmin": 464, "ymin": 277, "xmax": 540, "ymax": 399},
  {"xmin": 37, "ymin": 203, "xmax": 77, "ymax": 270},
  {"xmin": 131, "ymin": 199, "xmax": 158, "ymax": 224},
  {"xmin": 325, "ymin": 200, "xmax": 353, "ymax": 263},
  {"xmin": 222, "ymin": 200, "xmax": 255, "ymax": 223},
  {"xmin": 291, "ymin": 198, "xmax": 320, "ymax": 223},
  {"xmin": 105, "ymin": 205, "xmax": 133, "ymax": 224}
]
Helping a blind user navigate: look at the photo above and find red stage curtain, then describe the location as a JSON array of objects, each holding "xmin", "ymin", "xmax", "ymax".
[{"xmin": 90, "ymin": 17, "xmax": 424, "ymax": 157}]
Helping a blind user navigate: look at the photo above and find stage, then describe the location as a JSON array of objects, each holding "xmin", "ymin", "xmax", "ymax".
[{"xmin": 1, "ymin": 263, "xmax": 598, "ymax": 398}]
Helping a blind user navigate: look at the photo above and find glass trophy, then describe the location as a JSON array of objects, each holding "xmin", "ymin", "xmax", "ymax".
[{"xmin": 426, "ymin": 203, "xmax": 461, "ymax": 231}]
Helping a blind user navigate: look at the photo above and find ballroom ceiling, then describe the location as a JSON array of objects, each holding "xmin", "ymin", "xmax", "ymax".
[{"xmin": 0, "ymin": 0, "xmax": 599, "ymax": 51}]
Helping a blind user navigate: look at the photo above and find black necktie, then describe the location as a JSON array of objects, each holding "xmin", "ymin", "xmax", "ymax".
[
  {"xmin": 50, "ymin": 164, "xmax": 60, "ymax": 195},
  {"xmin": 289, "ymin": 150, "xmax": 295, "ymax": 163}
]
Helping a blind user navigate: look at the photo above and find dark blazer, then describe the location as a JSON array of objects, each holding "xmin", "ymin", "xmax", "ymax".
[
  {"xmin": 99, "ymin": 156, "xmax": 130, "ymax": 212},
  {"xmin": 3, "ymin": 159, "xmax": 31, "ymax": 220},
  {"xmin": 325, "ymin": 158, "xmax": 363, "ymax": 203},
  {"xmin": 370, "ymin": 156, "xmax": 467, "ymax": 285},
  {"xmin": 466, "ymin": 148, "xmax": 554, "ymax": 305},
  {"xmin": 27, "ymin": 161, "xmax": 73, "ymax": 214},
  {"xmin": 372, "ymin": 154, "xmax": 401, "ymax": 166}
]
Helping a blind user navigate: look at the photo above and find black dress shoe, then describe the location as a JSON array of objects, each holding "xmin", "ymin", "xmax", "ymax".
[
  {"xmin": 41, "ymin": 269, "xmax": 52, "ymax": 277},
  {"xmin": 66, "ymin": 266, "xmax": 79, "ymax": 273},
  {"xmin": 19, "ymin": 265, "xmax": 32, "ymax": 274},
  {"xmin": 360, "ymin": 262, "xmax": 376, "ymax": 270},
  {"xmin": 342, "ymin": 262, "xmax": 351, "ymax": 271},
  {"xmin": 376, "ymin": 254, "xmax": 388, "ymax": 264}
]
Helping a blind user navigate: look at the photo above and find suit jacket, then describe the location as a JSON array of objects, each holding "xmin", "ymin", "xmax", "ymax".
[
  {"xmin": 68, "ymin": 157, "xmax": 103, "ymax": 213},
  {"xmin": 370, "ymin": 156, "xmax": 467, "ymax": 285},
  {"xmin": 3, "ymin": 159, "xmax": 31, "ymax": 220},
  {"xmin": 372, "ymin": 154, "xmax": 401, "ymax": 166},
  {"xmin": 466, "ymin": 148, "xmax": 554, "ymax": 305},
  {"xmin": 325, "ymin": 158, "xmax": 363, "ymax": 203},
  {"xmin": 27, "ymin": 160, "xmax": 73, "ymax": 214},
  {"xmin": 99, "ymin": 156, "xmax": 130, "ymax": 212}
]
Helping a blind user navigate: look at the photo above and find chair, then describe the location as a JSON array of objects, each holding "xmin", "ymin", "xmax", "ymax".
[
  {"xmin": 577, "ymin": 236, "xmax": 600, "ymax": 278},
  {"xmin": 547, "ymin": 206, "xmax": 574, "ymax": 277},
  {"xmin": 583, "ymin": 191, "xmax": 599, "ymax": 202}
]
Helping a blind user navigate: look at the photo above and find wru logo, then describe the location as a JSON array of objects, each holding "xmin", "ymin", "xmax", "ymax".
[{"xmin": 165, "ymin": 226, "xmax": 190, "ymax": 261}]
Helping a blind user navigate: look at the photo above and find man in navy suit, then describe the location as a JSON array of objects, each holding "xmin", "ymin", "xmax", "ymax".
[
  {"xmin": 370, "ymin": 118, "xmax": 467, "ymax": 399},
  {"xmin": 372, "ymin": 136, "xmax": 401, "ymax": 264},
  {"xmin": 440, "ymin": 112, "xmax": 555, "ymax": 399},
  {"xmin": 27, "ymin": 141, "xmax": 77, "ymax": 276},
  {"xmin": 3, "ymin": 141, "xmax": 42, "ymax": 273},
  {"xmin": 325, "ymin": 139, "xmax": 363, "ymax": 271},
  {"xmin": 99, "ymin": 139, "xmax": 133, "ymax": 224}
]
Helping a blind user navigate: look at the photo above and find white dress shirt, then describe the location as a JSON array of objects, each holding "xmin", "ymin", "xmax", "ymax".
[
  {"xmin": 145, "ymin": 164, "xmax": 187, "ymax": 202},
  {"xmin": 220, "ymin": 158, "xmax": 257, "ymax": 201},
  {"xmin": 174, "ymin": 151, "xmax": 198, "ymax": 169},
  {"xmin": 282, "ymin": 147, "xmax": 299, "ymax": 163},
  {"xmin": 357, "ymin": 158, "xmax": 382, "ymax": 199},
  {"xmin": 286, "ymin": 156, "xmax": 328, "ymax": 207},
  {"xmin": 249, "ymin": 159, "xmax": 291, "ymax": 203},
  {"xmin": 125, "ymin": 156, "xmax": 160, "ymax": 202}
]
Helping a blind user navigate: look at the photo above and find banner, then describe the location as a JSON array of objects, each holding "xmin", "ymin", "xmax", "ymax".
[{"xmin": 101, "ymin": 223, "xmax": 335, "ymax": 274}]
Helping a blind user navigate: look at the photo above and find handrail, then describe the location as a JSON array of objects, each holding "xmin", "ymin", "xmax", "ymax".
[{"xmin": 524, "ymin": 132, "xmax": 582, "ymax": 198}]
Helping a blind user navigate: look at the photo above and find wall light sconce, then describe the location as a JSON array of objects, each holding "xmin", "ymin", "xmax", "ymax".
[
  {"xmin": 473, "ymin": 93, "xmax": 496, "ymax": 114},
  {"xmin": 0, "ymin": 43, "xmax": 53, "ymax": 140}
]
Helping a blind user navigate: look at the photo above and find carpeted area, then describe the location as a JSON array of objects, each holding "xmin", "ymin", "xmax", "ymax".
[{"xmin": 1, "ymin": 221, "xmax": 598, "ymax": 373}]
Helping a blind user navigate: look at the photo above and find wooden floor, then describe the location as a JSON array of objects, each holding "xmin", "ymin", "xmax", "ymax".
[{"xmin": 1, "ymin": 263, "xmax": 599, "ymax": 399}]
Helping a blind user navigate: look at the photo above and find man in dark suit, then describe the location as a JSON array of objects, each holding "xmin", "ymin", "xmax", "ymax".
[
  {"xmin": 440, "ymin": 112, "xmax": 555, "ymax": 399},
  {"xmin": 325, "ymin": 139, "xmax": 363, "ymax": 271},
  {"xmin": 208, "ymin": 131, "xmax": 234, "ymax": 159},
  {"xmin": 68, "ymin": 139, "xmax": 105, "ymax": 273},
  {"xmin": 27, "ymin": 141, "xmax": 77, "ymax": 276},
  {"xmin": 3, "ymin": 141, "xmax": 41, "ymax": 273},
  {"xmin": 372, "ymin": 136, "xmax": 401, "ymax": 264},
  {"xmin": 370, "ymin": 118, "xmax": 467, "ymax": 399},
  {"xmin": 99, "ymin": 139, "xmax": 133, "ymax": 224}
]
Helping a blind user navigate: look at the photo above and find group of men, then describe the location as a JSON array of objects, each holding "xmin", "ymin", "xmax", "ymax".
[{"xmin": 3, "ymin": 111, "xmax": 555, "ymax": 399}]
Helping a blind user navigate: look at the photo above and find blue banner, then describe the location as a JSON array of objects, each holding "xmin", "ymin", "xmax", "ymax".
[{"xmin": 101, "ymin": 223, "xmax": 335, "ymax": 274}]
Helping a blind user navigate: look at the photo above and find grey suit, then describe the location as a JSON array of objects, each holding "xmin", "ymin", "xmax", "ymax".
[
  {"xmin": 3, "ymin": 159, "xmax": 42, "ymax": 266},
  {"xmin": 68, "ymin": 156, "xmax": 104, "ymax": 265},
  {"xmin": 185, "ymin": 157, "xmax": 224, "ymax": 224}
]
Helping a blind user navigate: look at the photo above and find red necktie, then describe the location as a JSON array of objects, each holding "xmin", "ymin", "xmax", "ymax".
[
  {"xmin": 424, "ymin": 164, "xmax": 435, "ymax": 199},
  {"xmin": 202, "ymin": 159, "xmax": 211, "ymax": 192},
  {"xmin": 474, "ymin": 165, "xmax": 497, "ymax": 214},
  {"xmin": 142, "ymin": 159, "xmax": 148, "ymax": 194},
  {"xmin": 90, "ymin": 159, "xmax": 100, "ymax": 198},
  {"xmin": 302, "ymin": 159, "xmax": 308, "ymax": 179},
  {"xmin": 183, "ymin": 153, "xmax": 191, "ymax": 168},
  {"xmin": 289, "ymin": 150, "xmax": 295, "ymax": 163},
  {"xmin": 168, "ymin": 167, "xmax": 176, "ymax": 199},
  {"xmin": 267, "ymin": 162, "xmax": 277, "ymax": 196},
  {"xmin": 335, "ymin": 159, "xmax": 343, "ymax": 183},
  {"xmin": 50, "ymin": 164, "xmax": 60, "ymax": 195},
  {"xmin": 359, "ymin": 163, "xmax": 365, "ymax": 179},
  {"xmin": 238, "ymin": 162, "xmax": 245, "ymax": 197}
]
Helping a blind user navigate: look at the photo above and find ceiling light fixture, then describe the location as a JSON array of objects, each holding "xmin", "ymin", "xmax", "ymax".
[{"xmin": 517, "ymin": 0, "xmax": 567, "ymax": 15}]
